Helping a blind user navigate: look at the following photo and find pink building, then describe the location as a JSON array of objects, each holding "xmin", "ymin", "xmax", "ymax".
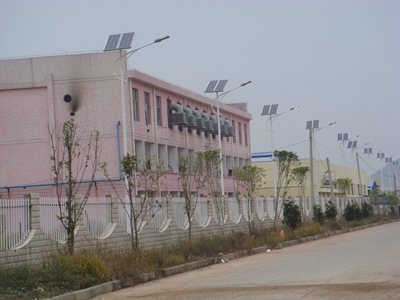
[{"xmin": 0, "ymin": 51, "xmax": 252, "ymax": 199}]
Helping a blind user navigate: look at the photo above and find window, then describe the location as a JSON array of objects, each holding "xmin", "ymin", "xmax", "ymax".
[
  {"xmin": 238, "ymin": 122, "xmax": 242, "ymax": 145},
  {"xmin": 132, "ymin": 88, "xmax": 139, "ymax": 121},
  {"xmin": 232, "ymin": 120, "xmax": 236, "ymax": 143},
  {"xmin": 144, "ymin": 92, "xmax": 151, "ymax": 124},
  {"xmin": 244, "ymin": 123, "xmax": 248, "ymax": 146},
  {"xmin": 156, "ymin": 96, "xmax": 162, "ymax": 126}
]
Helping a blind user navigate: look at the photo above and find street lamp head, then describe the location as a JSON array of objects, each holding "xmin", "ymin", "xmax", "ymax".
[
  {"xmin": 241, "ymin": 81, "xmax": 252, "ymax": 87},
  {"xmin": 154, "ymin": 36, "xmax": 170, "ymax": 43}
]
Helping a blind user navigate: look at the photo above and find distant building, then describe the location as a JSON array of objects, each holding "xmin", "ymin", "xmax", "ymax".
[
  {"xmin": 0, "ymin": 51, "xmax": 252, "ymax": 198},
  {"xmin": 253, "ymin": 159, "xmax": 368, "ymax": 198}
]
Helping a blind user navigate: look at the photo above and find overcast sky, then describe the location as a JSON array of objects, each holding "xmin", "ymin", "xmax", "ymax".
[{"xmin": 1, "ymin": 0, "xmax": 399, "ymax": 176}]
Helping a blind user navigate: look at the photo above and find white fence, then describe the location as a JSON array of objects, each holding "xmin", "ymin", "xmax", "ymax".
[
  {"xmin": 0, "ymin": 198, "xmax": 30, "ymax": 250},
  {"xmin": 0, "ymin": 196, "xmax": 375, "ymax": 250},
  {"xmin": 84, "ymin": 197, "xmax": 112, "ymax": 238},
  {"xmin": 40, "ymin": 197, "xmax": 68, "ymax": 242}
]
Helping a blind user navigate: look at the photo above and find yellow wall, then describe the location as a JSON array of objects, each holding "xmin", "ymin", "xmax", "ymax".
[{"xmin": 253, "ymin": 159, "xmax": 368, "ymax": 198}]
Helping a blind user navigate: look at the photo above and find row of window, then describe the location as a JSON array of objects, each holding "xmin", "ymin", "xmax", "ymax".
[{"xmin": 132, "ymin": 88, "xmax": 248, "ymax": 146}]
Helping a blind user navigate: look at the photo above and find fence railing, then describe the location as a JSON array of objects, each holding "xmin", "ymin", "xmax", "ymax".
[
  {"xmin": 84, "ymin": 197, "xmax": 112, "ymax": 238},
  {"xmin": 40, "ymin": 198, "xmax": 68, "ymax": 243},
  {"xmin": 0, "ymin": 198, "xmax": 30, "ymax": 250},
  {"xmin": 1, "ymin": 195, "xmax": 376, "ymax": 250}
]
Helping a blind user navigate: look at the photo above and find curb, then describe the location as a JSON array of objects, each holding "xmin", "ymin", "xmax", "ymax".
[{"xmin": 45, "ymin": 219, "xmax": 399, "ymax": 300}]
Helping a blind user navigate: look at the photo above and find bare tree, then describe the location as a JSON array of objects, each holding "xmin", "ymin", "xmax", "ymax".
[
  {"xmin": 49, "ymin": 118, "xmax": 100, "ymax": 255},
  {"xmin": 102, "ymin": 153, "xmax": 165, "ymax": 251},
  {"xmin": 177, "ymin": 154, "xmax": 203, "ymax": 247},
  {"xmin": 233, "ymin": 165, "xmax": 265, "ymax": 235},
  {"xmin": 196, "ymin": 149, "xmax": 225, "ymax": 230}
]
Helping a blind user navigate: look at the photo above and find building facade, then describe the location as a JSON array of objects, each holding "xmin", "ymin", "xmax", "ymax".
[
  {"xmin": 253, "ymin": 159, "xmax": 368, "ymax": 198},
  {"xmin": 0, "ymin": 51, "xmax": 252, "ymax": 199}
]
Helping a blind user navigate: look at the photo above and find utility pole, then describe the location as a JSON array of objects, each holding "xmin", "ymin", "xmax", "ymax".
[{"xmin": 309, "ymin": 126, "xmax": 315, "ymax": 209}]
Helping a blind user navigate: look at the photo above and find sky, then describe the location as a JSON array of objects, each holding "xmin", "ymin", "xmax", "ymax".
[{"xmin": 0, "ymin": 0, "xmax": 399, "ymax": 178}]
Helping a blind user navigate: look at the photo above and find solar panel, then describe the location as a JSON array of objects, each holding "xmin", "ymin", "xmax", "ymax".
[
  {"xmin": 352, "ymin": 141, "xmax": 357, "ymax": 148},
  {"xmin": 270, "ymin": 104, "xmax": 278, "ymax": 115},
  {"xmin": 343, "ymin": 133, "xmax": 348, "ymax": 140},
  {"xmin": 368, "ymin": 148, "xmax": 372, "ymax": 154},
  {"xmin": 306, "ymin": 121, "xmax": 312, "ymax": 129},
  {"xmin": 261, "ymin": 105, "xmax": 270, "ymax": 116},
  {"xmin": 347, "ymin": 141, "xmax": 352, "ymax": 149},
  {"xmin": 104, "ymin": 34, "xmax": 121, "ymax": 51},
  {"xmin": 337, "ymin": 133, "xmax": 342, "ymax": 141},
  {"xmin": 364, "ymin": 148, "xmax": 368, "ymax": 154},
  {"xmin": 215, "ymin": 80, "xmax": 228, "ymax": 92},
  {"xmin": 119, "ymin": 32, "xmax": 135, "ymax": 49},
  {"xmin": 313, "ymin": 120, "xmax": 319, "ymax": 129},
  {"xmin": 204, "ymin": 80, "xmax": 218, "ymax": 93}
]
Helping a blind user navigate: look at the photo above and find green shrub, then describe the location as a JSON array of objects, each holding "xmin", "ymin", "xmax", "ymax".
[
  {"xmin": 325, "ymin": 200, "xmax": 338, "ymax": 220},
  {"xmin": 343, "ymin": 201, "xmax": 362, "ymax": 221},
  {"xmin": 283, "ymin": 200, "xmax": 302, "ymax": 230},
  {"xmin": 361, "ymin": 201, "xmax": 374, "ymax": 218},
  {"xmin": 312, "ymin": 204, "xmax": 325, "ymax": 224}
]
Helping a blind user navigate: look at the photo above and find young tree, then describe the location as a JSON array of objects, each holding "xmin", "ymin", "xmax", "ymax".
[
  {"xmin": 292, "ymin": 166, "xmax": 310, "ymax": 218},
  {"xmin": 178, "ymin": 154, "xmax": 203, "ymax": 246},
  {"xmin": 102, "ymin": 153, "xmax": 165, "ymax": 251},
  {"xmin": 336, "ymin": 178, "xmax": 352, "ymax": 197},
  {"xmin": 273, "ymin": 150, "xmax": 300, "ymax": 228},
  {"xmin": 233, "ymin": 165, "xmax": 265, "ymax": 235},
  {"xmin": 196, "ymin": 150, "xmax": 224, "ymax": 228},
  {"xmin": 49, "ymin": 119, "xmax": 100, "ymax": 255},
  {"xmin": 292, "ymin": 166, "xmax": 309, "ymax": 198}
]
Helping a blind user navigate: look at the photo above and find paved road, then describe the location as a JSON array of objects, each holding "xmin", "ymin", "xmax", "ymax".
[{"xmin": 94, "ymin": 222, "xmax": 400, "ymax": 299}]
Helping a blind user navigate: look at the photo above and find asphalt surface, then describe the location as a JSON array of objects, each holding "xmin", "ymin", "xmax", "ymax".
[{"xmin": 93, "ymin": 222, "xmax": 400, "ymax": 299}]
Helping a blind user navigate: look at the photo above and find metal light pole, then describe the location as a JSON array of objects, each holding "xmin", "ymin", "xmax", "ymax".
[
  {"xmin": 386, "ymin": 156, "xmax": 393, "ymax": 191},
  {"xmin": 105, "ymin": 33, "xmax": 169, "ymax": 157},
  {"xmin": 261, "ymin": 105, "xmax": 299, "ymax": 199},
  {"xmin": 377, "ymin": 151, "xmax": 385, "ymax": 191},
  {"xmin": 104, "ymin": 33, "xmax": 169, "ymax": 196},
  {"xmin": 204, "ymin": 80, "xmax": 252, "ymax": 196}
]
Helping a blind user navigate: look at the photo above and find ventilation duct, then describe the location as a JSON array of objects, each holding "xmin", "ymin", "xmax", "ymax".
[
  {"xmin": 224, "ymin": 119, "xmax": 234, "ymax": 137},
  {"xmin": 169, "ymin": 104, "xmax": 188, "ymax": 126},
  {"xmin": 201, "ymin": 112, "xmax": 214, "ymax": 133},
  {"xmin": 209, "ymin": 115, "xmax": 218, "ymax": 133},
  {"xmin": 219, "ymin": 117, "xmax": 229, "ymax": 137},
  {"xmin": 192, "ymin": 109, "xmax": 205, "ymax": 130},
  {"xmin": 183, "ymin": 106, "xmax": 197, "ymax": 128}
]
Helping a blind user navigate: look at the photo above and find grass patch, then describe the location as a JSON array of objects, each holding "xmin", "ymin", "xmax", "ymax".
[{"xmin": 0, "ymin": 214, "xmax": 396, "ymax": 299}]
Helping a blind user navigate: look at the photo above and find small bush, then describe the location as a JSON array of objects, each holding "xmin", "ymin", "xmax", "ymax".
[
  {"xmin": 361, "ymin": 202, "xmax": 374, "ymax": 218},
  {"xmin": 312, "ymin": 204, "xmax": 325, "ymax": 224},
  {"xmin": 325, "ymin": 200, "xmax": 338, "ymax": 220},
  {"xmin": 343, "ymin": 202, "xmax": 362, "ymax": 221},
  {"xmin": 283, "ymin": 200, "xmax": 302, "ymax": 230}
]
